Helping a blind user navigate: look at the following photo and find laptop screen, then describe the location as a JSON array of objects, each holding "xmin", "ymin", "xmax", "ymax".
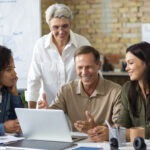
[{"xmin": 15, "ymin": 108, "xmax": 72, "ymax": 142}]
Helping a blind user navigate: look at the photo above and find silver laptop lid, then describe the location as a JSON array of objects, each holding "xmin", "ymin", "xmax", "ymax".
[{"xmin": 15, "ymin": 108, "xmax": 72, "ymax": 142}]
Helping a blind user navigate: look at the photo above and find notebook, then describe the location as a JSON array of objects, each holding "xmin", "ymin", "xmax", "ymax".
[{"xmin": 15, "ymin": 108, "xmax": 73, "ymax": 142}]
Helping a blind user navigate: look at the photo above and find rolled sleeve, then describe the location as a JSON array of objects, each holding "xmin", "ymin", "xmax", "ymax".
[
  {"xmin": 25, "ymin": 90, "xmax": 40, "ymax": 102},
  {"xmin": 26, "ymin": 45, "xmax": 42, "ymax": 102}
]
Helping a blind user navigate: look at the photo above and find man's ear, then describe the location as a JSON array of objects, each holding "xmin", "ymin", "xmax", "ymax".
[{"xmin": 97, "ymin": 61, "xmax": 101, "ymax": 70}]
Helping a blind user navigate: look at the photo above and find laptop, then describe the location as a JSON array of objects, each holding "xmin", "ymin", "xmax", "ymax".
[
  {"xmin": 15, "ymin": 108, "xmax": 73, "ymax": 142},
  {"xmin": 5, "ymin": 140, "xmax": 74, "ymax": 150},
  {"xmin": 8, "ymin": 108, "xmax": 77, "ymax": 150}
]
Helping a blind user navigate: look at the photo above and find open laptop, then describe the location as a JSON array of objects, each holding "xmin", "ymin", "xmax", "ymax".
[
  {"xmin": 8, "ymin": 108, "xmax": 77, "ymax": 150},
  {"xmin": 15, "ymin": 108, "xmax": 73, "ymax": 142}
]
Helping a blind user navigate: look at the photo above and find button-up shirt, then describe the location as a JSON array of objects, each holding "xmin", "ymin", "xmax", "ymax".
[
  {"xmin": 26, "ymin": 30, "xmax": 90, "ymax": 104},
  {"xmin": 50, "ymin": 77, "xmax": 121, "ymax": 131},
  {"xmin": 0, "ymin": 87, "xmax": 24, "ymax": 135},
  {"xmin": 117, "ymin": 81, "xmax": 150, "ymax": 139}
]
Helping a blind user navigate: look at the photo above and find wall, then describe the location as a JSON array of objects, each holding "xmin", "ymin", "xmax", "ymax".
[{"xmin": 41, "ymin": 0, "xmax": 150, "ymax": 69}]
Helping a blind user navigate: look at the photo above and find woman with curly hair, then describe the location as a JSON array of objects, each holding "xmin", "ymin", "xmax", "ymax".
[{"xmin": 0, "ymin": 45, "xmax": 24, "ymax": 135}]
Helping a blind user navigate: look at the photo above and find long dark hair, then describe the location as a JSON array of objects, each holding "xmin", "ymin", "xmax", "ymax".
[
  {"xmin": 0, "ymin": 45, "xmax": 12, "ymax": 72},
  {"xmin": 126, "ymin": 41, "xmax": 150, "ymax": 120}
]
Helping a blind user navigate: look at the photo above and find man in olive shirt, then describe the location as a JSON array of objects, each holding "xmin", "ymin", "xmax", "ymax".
[{"xmin": 38, "ymin": 46, "xmax": 121, "ymax": 142}]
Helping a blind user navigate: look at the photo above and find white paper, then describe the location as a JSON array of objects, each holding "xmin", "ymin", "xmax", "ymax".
[
  {"xmin": 0, "ymin": 134, "xmax": 24, "ymax": 144},
  {"xmin": 71, "ymin": 132, "xmax": 88, "ymax": 137}
]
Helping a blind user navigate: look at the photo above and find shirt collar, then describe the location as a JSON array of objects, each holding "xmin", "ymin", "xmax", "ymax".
[
  {"xmin": 44, "ymin": 32, "xmax": 53, "ymax": 49},
  {"xmin": 44, "ymin": 30, "xmax": 78, "ymax": 49},
  {"xmin": 76, "ymin": 80, "xmax": 82, "ymax": 95},
  {"xmin": 91, "ymin": 76, "xmax": 106, "ymax": 96},
  {"xmin": 136, "ymin": 83, "xmax": 150, "ymax": 97},
  {"xmin": 76, "ymin": 75, "xmax": 106, "ymax": 96},
  {"xmin": 136, "ymin": 83, "xmax": 140, "ymax": 92},
  {"xmin": 68, "ymin": 30, "xmax": 78, "ymax": 48}
]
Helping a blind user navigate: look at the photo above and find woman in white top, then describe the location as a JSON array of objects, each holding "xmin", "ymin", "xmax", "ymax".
[{"xmin": 26, "ymin": 3, "xmax": 90, "ymax": 108}]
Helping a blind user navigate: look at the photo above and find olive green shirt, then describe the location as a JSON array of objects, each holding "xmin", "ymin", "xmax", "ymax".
[
  {"xmin": 117, "ymin": 81, "xmax": 150, "ymax": 139},
  {"xmin": 50, "ymin": 77, "xmax": 121, "ymax": 131}
]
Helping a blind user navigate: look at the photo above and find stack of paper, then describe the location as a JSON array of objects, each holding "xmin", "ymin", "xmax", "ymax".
[{"xmin": 0, "ymin": 134, "xmax": 24, "ymax": 145}]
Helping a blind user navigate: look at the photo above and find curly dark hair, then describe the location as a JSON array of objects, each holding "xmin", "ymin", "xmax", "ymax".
[
  {"xmin": 0, "ymin": 45, "xmax": 12, "ymax": 71},
  {"xmin": 126, "ymin": 41, "xmax": 150, "ymax": 120}
]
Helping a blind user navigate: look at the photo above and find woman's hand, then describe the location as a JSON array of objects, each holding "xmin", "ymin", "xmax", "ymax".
[
  {"xmin": 7, "ymin": 76, "xmax": 18, "ymax": 96},
  {"xmin": 4, "ymin": 119, "xmax": 21, "ymax": 133}
]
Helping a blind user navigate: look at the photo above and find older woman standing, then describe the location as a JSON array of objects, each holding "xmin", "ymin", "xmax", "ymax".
[
  {"xmin": 117, "ymin": 42, "xmax": 150, "ymax": 139},
  {"xmin": 26, "ymin": 3, "xmax": 90, "ymax": 108},
  {"xmin": 0, "ymin": 46, "xmax": 24, "ymax": 135}
]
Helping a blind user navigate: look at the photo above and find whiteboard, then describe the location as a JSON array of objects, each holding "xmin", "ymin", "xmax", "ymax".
[{"xmin": 0, "ymin": 0, "xmax": 41, "ymax": 89}]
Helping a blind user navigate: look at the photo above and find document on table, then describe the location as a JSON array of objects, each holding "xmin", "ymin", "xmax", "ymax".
[
  {"xmin": 71, "ymin": 132, "xmax": 88, "ymax": 137},
  {"xmin": 0, "ymin": 146, "xmax": 39, "ymax": 150},
  {"xmin": 0, "ymin": 134, "xmax": 24, "ymax": 145}
]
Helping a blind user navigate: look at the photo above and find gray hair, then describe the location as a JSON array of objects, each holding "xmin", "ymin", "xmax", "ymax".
[{"xmin": 45, "ymin": 3, "xmax": 73, "ymax": 24}]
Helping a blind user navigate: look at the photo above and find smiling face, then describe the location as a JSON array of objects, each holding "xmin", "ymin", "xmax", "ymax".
[
  {"xmin": 75, "ymin": 53, "xmax": 101, "ymax": 88},
  {"xmin": 0, "ymin": 57, "xmax": 17, "ymax": 88},
  {"xmin": 49, "ymin": 17, "xmax": 71, "ymax": 43},
  {"xmin": 125, "ymin": 51, "xmax": 146, "ymax": 81}
]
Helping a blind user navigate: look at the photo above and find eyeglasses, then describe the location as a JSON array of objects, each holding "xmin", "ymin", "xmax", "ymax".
[{"xmin": 51, "ymin": 24, "xmax": 70, "ymax": 31}]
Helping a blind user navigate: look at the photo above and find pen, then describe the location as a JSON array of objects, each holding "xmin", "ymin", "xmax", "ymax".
[{"xmin": 105, "ymin": 120, "xmax": 115, "ymax": 137}]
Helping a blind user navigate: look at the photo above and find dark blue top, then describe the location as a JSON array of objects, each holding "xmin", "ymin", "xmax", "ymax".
[{"xmin": 0, "ymin": 87, "xmax": 24, "ymax": 135}]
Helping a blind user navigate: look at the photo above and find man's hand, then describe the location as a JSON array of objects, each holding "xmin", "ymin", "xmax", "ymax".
[
  {"xmin": 38, "ymin": 93, "xmax": 49, "ymax": 109},
  {"xmin": 88, "ymin": 125, "xmax": 109, "ymax": 142},
  {"xmin": 4, "ymin": 119, "xmax": 21, "ymax": 133},
  {"xmin": 7, "ymin": 76, "xmax": 18, "ymax": 96},
  {"xmin": 74, "ymin": 111, "xmax": 96, "ymax": 133}
]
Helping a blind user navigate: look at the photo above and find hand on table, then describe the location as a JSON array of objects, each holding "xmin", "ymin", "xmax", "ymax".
[
  {"xmin": 88, "ymin": 125, "xmax": 109, "ymax": 142},
  {"xmin": 4, "ymin": 119, "xmax": 21, "ymax": 133}
]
